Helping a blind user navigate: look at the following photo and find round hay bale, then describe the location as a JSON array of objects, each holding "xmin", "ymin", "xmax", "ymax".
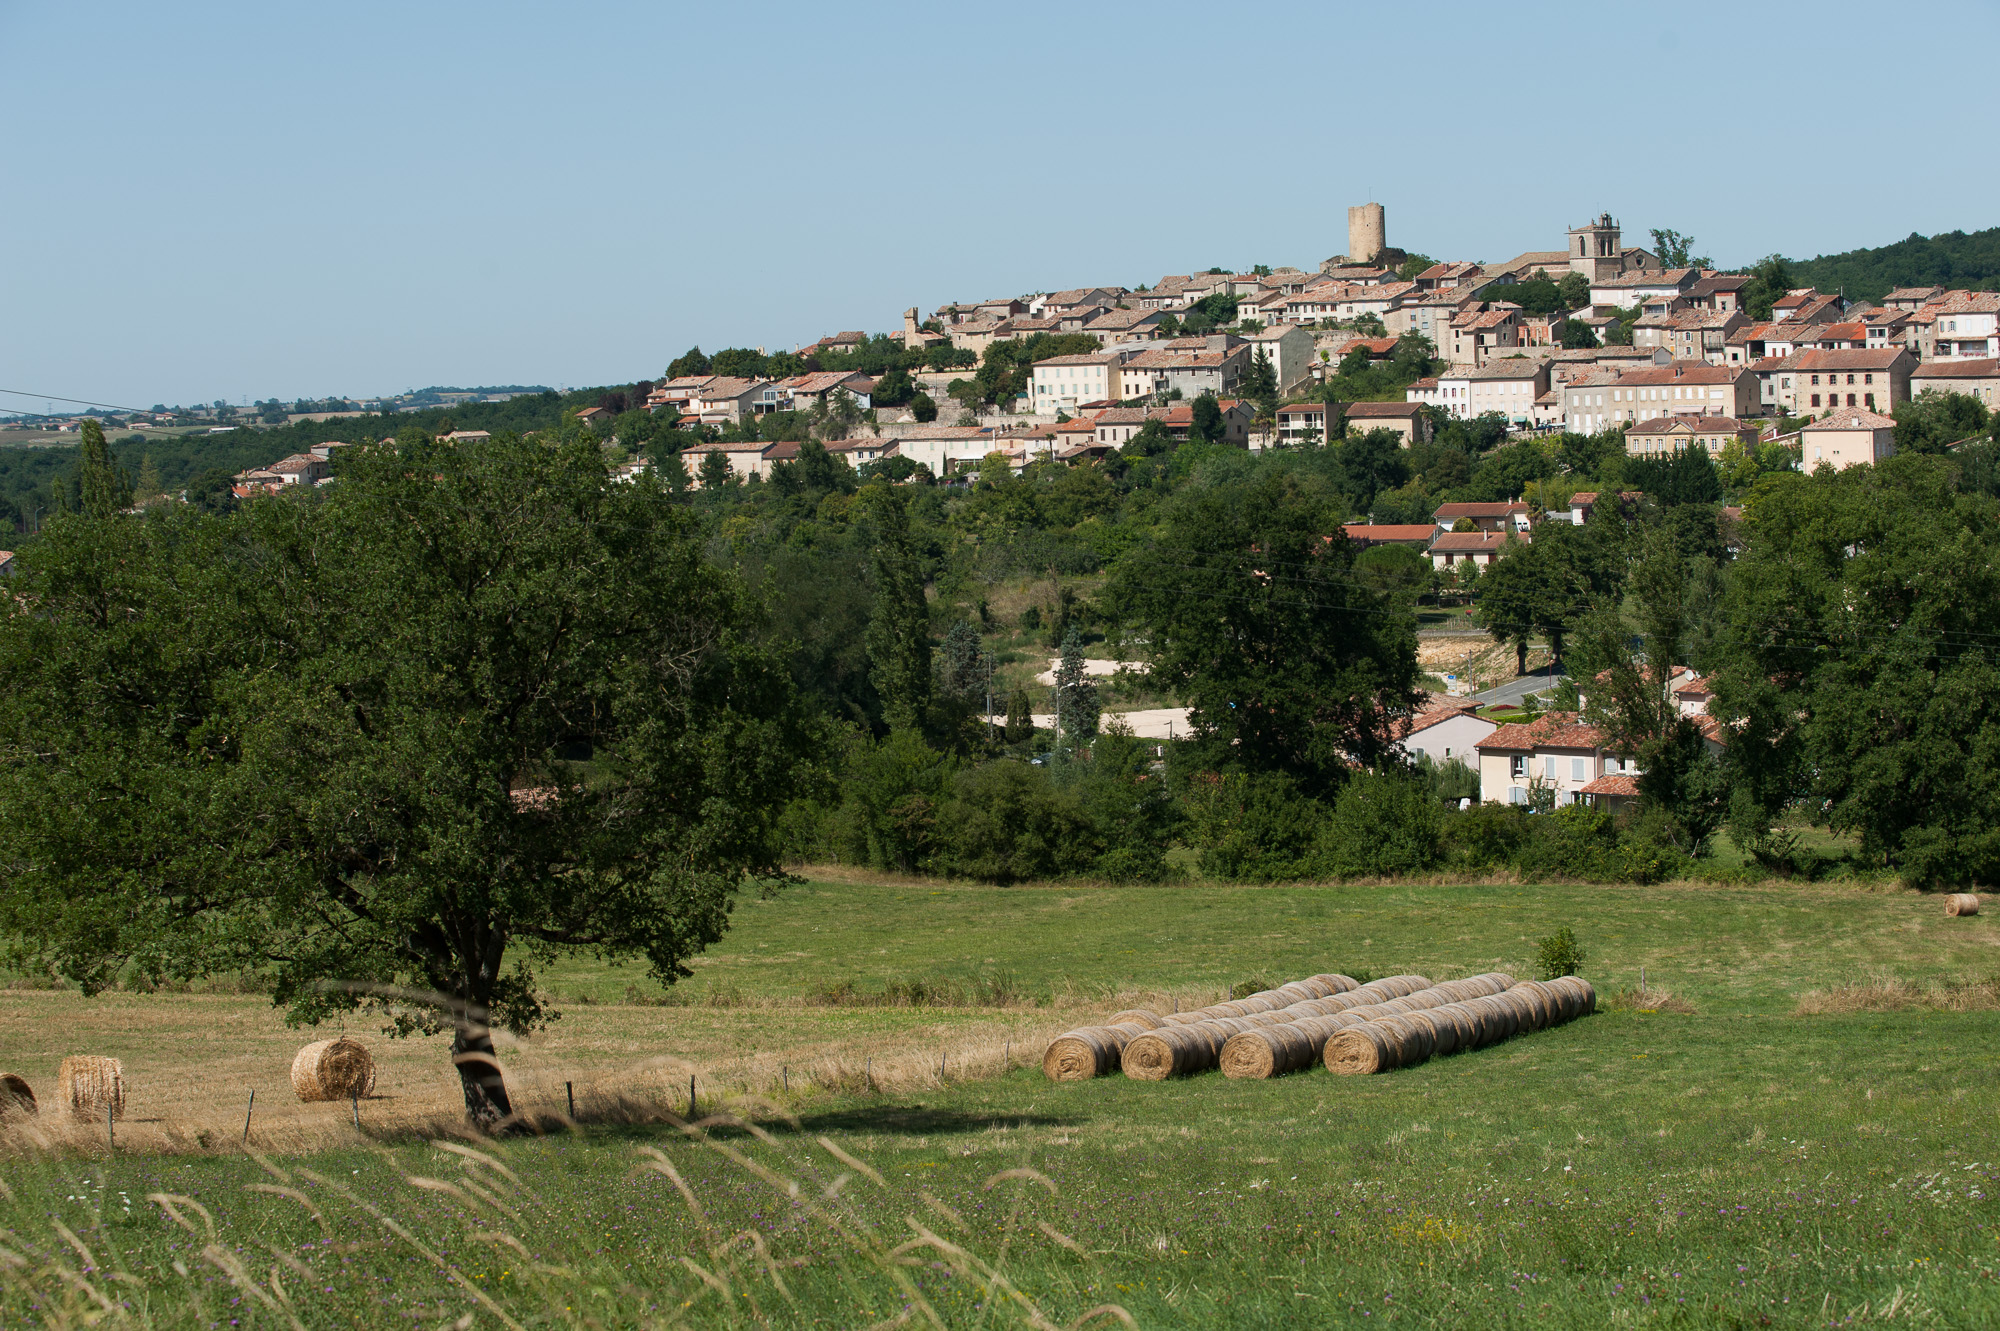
[
  {"xmin": 0, "ymin": 1073, "xmax": 35, "ymax": 1118},
  {"xmin": 1044, "ymin": 1022, "xmax": 1150, "ymax": 1080},
  {"xmin": 1221, "ymin": 1023, "xmax": 1312, "ymax": 1079},
  {"xmin": 1551, "ymin": 975, "xmax": 1596, "ymax": 1015},
  {"xmin": 1105, "ymin": 1009, "xmax": 1163, "ymax": 1029},
  {"xmin": 1324, "ymin": 1024, "xmax": 1398, "ymax": 1075},
  {"xmin": 1946, "ymin": 894, "xmax": 1980, "ymax": 917},
  {"xmin": 57, "ymin": 1056, "xmax": 124, "ymax": 1122},
  {"xmin": 290, "ymin": 1038, "xmax": 376, "ymax": 1103},
  {"xmin": 1507, "ymin": 983, "xmax": 1551, "ymax": 1030},
  {"xmin": 1121, "ymin": 1023, "xmax": 1229, "ymax": 1080},
  {"xmin": 1315, "ymin": 974, "xmax": 1361, "ymax": 993}
]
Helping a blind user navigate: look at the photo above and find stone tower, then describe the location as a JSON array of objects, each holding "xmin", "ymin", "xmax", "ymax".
[
  {"xmin": 1567, "ymin": 213, "xmax": 1624, "ymax": 282},
  {"xmin": 1347, "ymin": 202, "xmax": 1386, "ymax": 265}
]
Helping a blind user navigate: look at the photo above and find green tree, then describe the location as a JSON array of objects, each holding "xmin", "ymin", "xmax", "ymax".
[
  {"xmin": 1579, "ymin": 523, "xmax": 1728, "ymax": 856},
  {"xmin": 133, "ymin": 453, "xmax": 164, "ymax": 504},
  {"xmin": 0, "ymin": 432, "xmax": 821, "ymax": 1123},
  {"xmin": 937, "ymin": 620, "xmax": 988, "ymax": 704},
  {"xmin": 1114, "ymin": 470, "xmax": 1419, "ymax": 797},
  {"xmin": 1556, "ymin": 318, "xmax": 1600, "ymax": 349},
  {"xmin": 872, "ymin": 367, "xmax": 914, "ymax": 407},
  {"xmin": 1003, "ymin": 686, "xmax": 1034, "ymax": 744},
  {"xmin": 698, "ymin": 448, "xmax": 733, "ymax": 490},
  {"xmin": 1474, "ymin": 537, "xmax": 1547, "ymax": 674},
  {"xmin": 1556, "ymin": 272, "xmax": 1591, "ymax": 308},
  {"xmin": 909, "ymin": 392, "xmax": 938, "ymax": 423},
  {"xmin": 1241, "ymin": 348, "xmax": 1279, "ymax": 413},
  {"xmin": 666, "ymin": 346, "xmax": 712, "ymax": 379},
  {"xmin": 1190, "ymin": 394, "xmax": 1223, "ymax": 444},
  {"xmin": 1894, "ymin": 389, "xmax": 1990, "ymax": 455},
  {"xmin": 1710, "ymin": 456, "xmax": 2000, "ymax": 882},
  {"xmin": 863, "ymin": 488, "xmax": 933, "ymax": 732},
  {"xmin": 1649, "ymin": 228, "xmax": 1699, "ymax": 268},
  {"xmin": 76, "ymin": 419, "xmax": 130, "ymax": 518},
  {"xmin": 1054, "ymin": 625, "xmax": 1100, "ymax": 755}
]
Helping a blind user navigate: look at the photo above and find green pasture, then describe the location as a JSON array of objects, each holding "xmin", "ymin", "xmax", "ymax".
[{"xmin": 4, "ymin": 876, "xmax": 1999, "ymax": 1328}]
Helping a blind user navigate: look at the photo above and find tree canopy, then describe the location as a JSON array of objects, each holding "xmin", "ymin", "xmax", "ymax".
[{"xmin": 0, "ymin": 431, "xmax": 823, "ymax": 1123}]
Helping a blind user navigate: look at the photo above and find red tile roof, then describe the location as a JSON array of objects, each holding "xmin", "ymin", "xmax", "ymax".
[
  {"xmin": 1477, "ymin": 713, "xmax": 1606, "ymax": 753},
  {"xmin": 1579, "ymin": 773, "xmax": 1642, "ymax": 797}
]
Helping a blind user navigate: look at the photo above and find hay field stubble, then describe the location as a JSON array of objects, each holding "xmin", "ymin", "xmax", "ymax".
[{"xmin": 2, "ymin": 875, "xmax": 1999, "ymax": 1327}]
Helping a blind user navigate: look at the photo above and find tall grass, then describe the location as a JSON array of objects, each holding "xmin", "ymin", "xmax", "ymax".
[{"xmin": 0, "ymin": 1112, "xmax": 1133, "ymax": 1329}]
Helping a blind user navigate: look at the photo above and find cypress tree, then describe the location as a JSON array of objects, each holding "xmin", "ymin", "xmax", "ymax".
[{"xmin": 77, "ymin": 419, "xmax": 130, "ymax": 518}]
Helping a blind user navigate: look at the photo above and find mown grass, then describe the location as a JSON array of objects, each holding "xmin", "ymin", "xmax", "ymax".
[{"xmin": 4, "ymin": 875, "xmax": 2000, "ymax": 1326}]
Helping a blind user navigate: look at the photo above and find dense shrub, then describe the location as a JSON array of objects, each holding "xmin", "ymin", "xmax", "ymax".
[
  {"xmin": 936, "ymin": 761, "xmax": 1097, "ymax": 883},
  {"xmin": 1315, "ymin": 772, "xmax": 1444, "ymax": 877},
  {"xmin": 1184, "ymin": 771, "xmax": 1322, "ymax": 881}
]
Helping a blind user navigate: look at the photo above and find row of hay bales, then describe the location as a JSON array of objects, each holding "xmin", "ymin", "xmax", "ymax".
[
  {"xmin": 1042, "ymin": 971, "xmax": 1593, "ymax": 1082},
  {"xmin": 0, "ymin": 1039, "xmax": 376, "ymax": 1122}
]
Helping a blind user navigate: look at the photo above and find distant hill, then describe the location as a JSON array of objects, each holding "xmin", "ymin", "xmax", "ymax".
[{"xmin": 1787, "ymin": 227, "xmax": 2000, "ymax": 304}]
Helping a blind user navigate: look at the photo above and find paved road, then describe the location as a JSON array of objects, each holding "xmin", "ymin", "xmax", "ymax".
[{"xmin": 1470, "ymin": 665, "xmax": 1567, "ymax": 707}]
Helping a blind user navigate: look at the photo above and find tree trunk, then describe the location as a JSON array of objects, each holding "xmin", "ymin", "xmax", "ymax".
[
  {"xmin": 1515, "ymin": 637, "xmax": 1528, "ymax": 676},
  {"xmin": 452, "ymin": 1021, "xmax": 514, "ymax": 1127}
]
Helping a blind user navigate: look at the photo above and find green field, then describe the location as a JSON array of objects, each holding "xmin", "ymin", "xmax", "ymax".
[{"xmin": 3, "ymin": 875, "xmax": 1999, "ymax": 1327}]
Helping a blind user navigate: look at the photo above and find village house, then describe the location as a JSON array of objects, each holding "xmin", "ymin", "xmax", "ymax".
[
  {"xmin": 1911, "ymin": 358, "xmax": 2000, "ymax": 411},
  {"xmin": 1033, "ymin": 287, "xmax": 1129, "ymax": 316},
  {"xmin": 779, "ymin": 371, "xmax": 873, "ymax": 412},
  {"xmin": 1395, "ymin": 697, "xmax": 1497, "ymax": 771},
  {"xmin": 1343, "ymin": 523, "xmax": 1437, "ymax": 550},
  {"xmin": 1428, "ymin": 529, "xmax": 1526, "ymax": 571},
  {"xmin": 1384, "ymin": 290, "xmax": 1475, "ymax": 343},
  {"xmin": 1801, "ymin": 406, "xmax": 1896, "ymax": 470},
  {"xmin": 1342, "ymin": 400, "xmax": 1431, "ymax": 445},
  {"xmin": 825, "ymin": 436, "xmax": 896, "ymax": 466},
  {"xmin": 1240, "ymin": 324, "xmax": 1317, "ymax": 392},
  {"xmin": 1475, "ymin": 714, "xmax": 1644, "ymax": 809},
  {"xmin": 681, "ymin": 439, "xmax": 778, "ymax": 487},
  {"xmin": 1447, "ymin": 307, "xmax": 1524, "ymax": 366},
  {"xmin": 1117, "ymin": 340, "xmax": 1249, "ymax": 399},
  {"xmin": 886, "ymin": 426, "xmax": 1002, "ymax": 477},
  {"xmin": 266, "ymin": 453, "xmax": 328, "ymax": 485},
  {"xmin": 1081, "ymin": 307, "xmax": 1167, "ymax": 344},
  {"xmin": 1031, "ymin": 353, "xmax": 1126, "ymax": 415},
  {"xmin": 1622, "ymin": 415, "xmax": 1760, "ymax": 458},
  {"xmin": 1461, "ymin": 359, "xmax": 1551, "ymax": 426},
  {"xmin": 1926, "ymin": 293, "xmax": 2000, "ymax": 361},
  {"xmin": 1774, "ymin": 347, "xmax": 1913, "ymax": 416},
  {"xmin": 1571, "ymin": 361, "xmax": 1760, "ymax": 427},
  {"xmin": 1432, "ymin": 500, "xmax": 1530, "ymax": 534},
  {"xmin": 1275, "ymin": 401, "xmax": 1341, "ymax": 445}
]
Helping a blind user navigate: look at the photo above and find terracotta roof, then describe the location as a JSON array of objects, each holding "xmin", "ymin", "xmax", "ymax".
[
  {"xmin": 1396, "ymin": 698, "xmax": 1491, "ymax": 742},
  {"xmin": 1625, "ymin": 416, "xmax": 1754, "ymax": 435},
  {"xmin": 1344, "ymin": 523, "xmax": 1436, "ymax": 542},
  {"xmin": 1781, "ymin": 348, "xmax": 1910, "ymax": 372},
  {"xmin": 1434, "ymin": 501, "xmax": 1526, "ymax": 521},
  {"xmin": 1614, "ymin": 362, "xmax": 1744, "ymax": 386},
  {"xmin": 1579, "ymin": 773, "xmax": 1642, "ymax": 797},
  {"xmin": 1345, "ymin": 401, "xmax": 1423, "ymax": 417},
  {"xmin": 1804, "ymin": 407, "xmax": 1897, "ymax": 431},
  {"xmin": 1913, "ymin": 359, "xmax": 2000, "ymax": 380},
  {"xmin": 1430, "ymin": 531, "xmax": 1524, "ymax": 553},
  {"xmin": 1477, "ymin": 713, "xmax": 1606, "ymax": 753}
]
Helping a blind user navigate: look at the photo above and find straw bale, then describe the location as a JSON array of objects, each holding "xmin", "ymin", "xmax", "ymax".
[
  {"xmin": 1220, "ymin": 1011, "xmax": 1370, "ymax": 1079},
  {"xmin": 290, "ymin": 1038, "xmax": 377, "ymax": 1102},
  {"xmin": 0, "ymin": 1073, "xmax": 35, "ymax": 1118},
  {"xmin": 1507, "ymin": 983, "xmax": 1551, "ymax": 1029},
  {"xmin": 1309, "ymin": 973, "xmax": 1360, "ymax": 993},
  {"xmin": 1547, "ymin": 975, "xmax": 1595, "ymax": 1015},
  {"xmin": 1043, "ymin": 1019, "xmax": 1161, "ymax": 1080},
  {"xmin": 1105, "ymin": 1009, "xmax": 1163, "ymax": 1029},
  {"xmin": 1403, "ymin": 1009, "xmax": 1457, "ymax": 1057},
  {"xmin": 1121, "ymin": 1022, "xmax": 1234, "ymax": 1080},
  {"xmin": 57, "ymin": 1056, "xmax": 124, "ymax": 1121},
  {"xmin": 1946, "ymin": 894, "xmax": 1980, "ymax": 917},
  {"xmin": 1323, "ymin": 1023, "xmax": 1400, "ymax": 1075}
]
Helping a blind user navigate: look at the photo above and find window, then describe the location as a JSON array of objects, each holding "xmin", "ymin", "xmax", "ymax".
[
  {"xmin": 1865, "ymin": 393, "xmax": 1875, "ymax": 408},
  {"xmin": 1811, "ymin": 394, "xmax": 1821, "ymax": 407},
  {"xmin": 1811, "ymin": 374, "xmax": 1820, "ymax": 386},
  {"xmin": 1848, "ymin": 394, "xmax": 1857, "ymax": 407},
  {"xmin": 1864, "ymin": 373, "xmax": 1874, "ymax": 384},
  {"xmin": 1847, "ymin": 374, "xmax": 1856, "ymax": 385},
  {"xmin": 1544, "ymin": 755, "xmax": 1558, "ymax": 779},
  {"xmin": 1572, "ymin": 757, "xmax": 1588, "ymax": 782},
  {"xmin": 1509, "ymin": 786, "xmax": 1527, "ymax": 805},
  {"xmin": 1511, "ymin": 756, "xmax": 1526, "ymax": 778}
]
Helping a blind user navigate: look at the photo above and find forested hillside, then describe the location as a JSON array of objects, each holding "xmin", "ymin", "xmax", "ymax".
[{"xmin": 1785, "ymin": 226, "xmax": 2000, "ymax": 303}]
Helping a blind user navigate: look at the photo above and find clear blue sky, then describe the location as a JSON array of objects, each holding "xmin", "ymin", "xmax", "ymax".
[{"xmin": 4, "ymin": 0, "xmax": 1997, "ymax": 410}]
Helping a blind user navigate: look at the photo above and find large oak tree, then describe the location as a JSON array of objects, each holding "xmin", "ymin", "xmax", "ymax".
[{"xmin": 0, "ymin": 430, "xmax": 824, "ymax": 1123}]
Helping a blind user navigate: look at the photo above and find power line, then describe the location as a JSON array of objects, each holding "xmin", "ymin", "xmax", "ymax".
[{"xmin": 0, "ymin": 388, "xmax": 157, "ymax": 416}]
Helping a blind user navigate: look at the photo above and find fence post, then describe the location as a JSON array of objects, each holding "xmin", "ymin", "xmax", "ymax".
[
  {"xmin": 566, "ymin": 1081, "xmax": 575, "ymax": 1119},
  {"xmin": 241, "ymin": 1089, "xmax": 255, "ymax": 1143}
]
